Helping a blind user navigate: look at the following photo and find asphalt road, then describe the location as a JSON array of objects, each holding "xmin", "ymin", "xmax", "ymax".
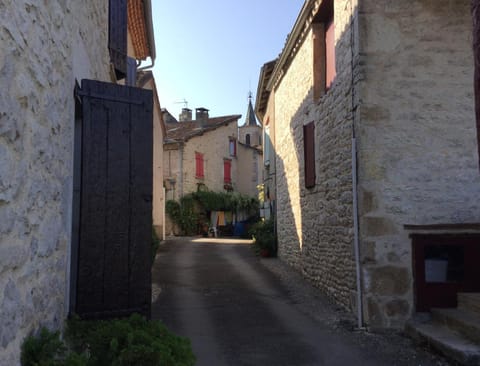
[{"xmin": 152, "ymin": 237, "xmax": 404, "ymax": 366}]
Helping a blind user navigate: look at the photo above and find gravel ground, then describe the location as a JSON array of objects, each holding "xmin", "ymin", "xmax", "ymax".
[{"xmin": 259, "ymin": 256, "xmax": 453, "ymax": 366}]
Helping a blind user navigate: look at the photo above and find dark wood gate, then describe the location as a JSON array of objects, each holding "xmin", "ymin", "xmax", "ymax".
[
  {"xmin": 412, "ymin": 233, "xmax": 480, "ymax": 311},
  {"xmin": 72, "ymin": 79, "xmax": 153, "ymax": 319}
]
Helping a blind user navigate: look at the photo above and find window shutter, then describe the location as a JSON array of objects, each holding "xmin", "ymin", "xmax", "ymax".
[
  {"xmin": 224, "ymin": 160, "xmax": 232, "ymax": 183},
  {"xmin": 196, "ymin": 153, "xmax": 204, "ymax": 178},
  {"xmin": 304, "ymin": 122, "xmax": 316, "ymax": 188},
  {"xmin": 75, "ymin": 79, "xmax": 153, "ymax": 319},
  {"xmin": 325, "ymin": 20, "xmax": 336, "ymax": 90},
  {"xmin": 109, "ymin": 0, "xmax": 127, "ymax": 79},
  {"xmin": 126, "ymin": 57, "xmax": 137, "ymax": 86}
]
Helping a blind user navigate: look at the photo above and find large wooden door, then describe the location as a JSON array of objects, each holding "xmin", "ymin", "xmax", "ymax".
[{"xmin": 73, "ymin": 79, "xmax": 153, "ymax": 319}]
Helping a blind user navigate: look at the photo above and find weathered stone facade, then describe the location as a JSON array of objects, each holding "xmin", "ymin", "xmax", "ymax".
[
  {"xmin": 0, "ymin": 1, "xmax": 110, "ymax": 364},
  {"xmin": 257, "ymin": 0, "xmax": 480, "ymax": 328},
  {"xmin": 357, "ymin": 0, "xmax": 480, "ymax": 327},
  {"xmin": 272, "ymin": 0, "xmax": 358, "ymax": 313}
]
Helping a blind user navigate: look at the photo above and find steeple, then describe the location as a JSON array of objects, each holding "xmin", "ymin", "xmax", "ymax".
[{"xmin": 244, "ymin": 92, "xmax": 258, "ymax": 127}]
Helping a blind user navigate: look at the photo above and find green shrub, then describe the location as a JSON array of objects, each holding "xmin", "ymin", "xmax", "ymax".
[
  {"xmin": 66, "ymin": 314, "xmax": 195, "ymax": 366},
  {"xmin": 165, "ymin": 199, "xmax": 198, "ymax": 236},
  {"xmin": 166, "ymin": 191, "xmax": 260, "ymax": 237},
  {"xmin": 21, "ymin": 327, "xmax": 88, "ymax": 366},
  {"xmin": 21, "ymin": 314, "xmax": 195, "ymax": 366},
  {"xmin": 249, "ymin": 219, "xmax": 276, "ymax": 257}
]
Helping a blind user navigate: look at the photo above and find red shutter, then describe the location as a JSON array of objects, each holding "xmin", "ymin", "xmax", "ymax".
[
  {"xmin": 325, "ymin": 20, "xmax": 336, "ymax": 90},
  {"xmin": 195, "ymin": 153, "xmax": 204, "ymax": 178},
  {"xmin": 304, "ymin": 122, "xmax": 315, "ymax": 188},
  {"xmin": 224, "ymin": 160, "xmax": 232, "ymax": 183}
]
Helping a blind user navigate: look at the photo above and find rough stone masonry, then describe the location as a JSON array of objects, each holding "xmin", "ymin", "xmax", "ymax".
[{"xmin": 0, "ymin": 1, "xmax": 111, "ymax": 364}]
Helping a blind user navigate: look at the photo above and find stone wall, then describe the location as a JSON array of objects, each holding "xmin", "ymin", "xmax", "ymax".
[
  {"xmin": 0, "ymin": 1, "xmax": 110, "ymax": 364},
  {"xmin": 358, "ymin": 0, "xmax": 480, "ymax": 327},
  {"xmin": 237, "ymin": 144, "xmax": 262, "ymax": 198},
  {"xmin": 182, "ymin": 123, "xmax": 239, "ymax": 194},
  {"xmin": 273, "ymin": 0, "xmax": 358, "ymax": 311}
]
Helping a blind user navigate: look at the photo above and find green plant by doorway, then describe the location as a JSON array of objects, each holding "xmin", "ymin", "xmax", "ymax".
[{"xmin": 249, "ymin": 219, "xmax": 276, "ymax": 257}]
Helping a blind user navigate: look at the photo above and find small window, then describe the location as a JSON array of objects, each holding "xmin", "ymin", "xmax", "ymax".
[
  {"xmin": 303, "ymin": 122, "xmax": 315, "ymax": 188},
  {"xmin": 245, "ymin": 134, "xmax": 251, "ymax": 146},
  {"xmin": 224, "ymin": 159, "xmax": 232, "ymax": 183},
  {"xmin": 195, "ymin": 152, "xmax": 204, "ymax": 179},
  {"xmin": 229, "ymin": 138, "xmax": 237, "ymax": 157}
]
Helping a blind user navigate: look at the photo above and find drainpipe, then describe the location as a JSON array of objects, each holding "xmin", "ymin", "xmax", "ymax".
[
  {"xmin": 352, "ymin": 137, "xmax": 363, "ymax": 329},
  {"xmin": 350, "ymin": 0, "xmax": 364, "ymax": 329},
  {"xmin": 163, "ymin": 187, "xmax": 166, "ymax": 241},
  {"xmin": 179, "ymin": 143, "xmax": 184, "ymax": 199}
]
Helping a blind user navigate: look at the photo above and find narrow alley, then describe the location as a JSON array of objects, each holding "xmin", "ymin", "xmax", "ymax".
[{"xmin": 151, "ymin": 238, "xmax": 450, "ymax": 366}]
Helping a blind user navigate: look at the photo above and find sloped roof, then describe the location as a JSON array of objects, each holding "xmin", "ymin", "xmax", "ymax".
[
  {"xmin": 242, "ymin": 99, "xmax": 259, "ymax": 127},
  {"xmin": 128, "ymin": 0, "xmax": 155, "ymax": 60},
  {"xmin": 255, "ymin": 59, "xmax": 277, "ymax": 120},
  {"xmin": 165, "ymin": 115, "xmax": 241, "ymax": 142}
]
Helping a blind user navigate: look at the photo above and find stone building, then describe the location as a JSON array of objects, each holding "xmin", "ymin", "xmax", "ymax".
[
  {"xmin": 163, "ymin": 100, "xmax": 262, "ymax": 234},
  {"xmin": 255, "ymin": 0, "xmax": 480, "ymax": 329},
  {"xmin": 237, "ymin": 95, "xmax": 263, "ymax": 199},
  {"xmin": 163, "ymin": 108, "xmax": 241, "ymax": 201},
  {"xmin": 0, "ymin": 1, "xmax": 157, "ymax": 364}
]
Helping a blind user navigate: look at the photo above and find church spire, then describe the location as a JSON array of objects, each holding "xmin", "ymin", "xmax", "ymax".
[{"xmin": 244, "ymin": 91, "xmax": 258, "ymax": 127}]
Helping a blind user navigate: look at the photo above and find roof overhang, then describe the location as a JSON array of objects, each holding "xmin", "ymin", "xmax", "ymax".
[
  {"xmin": 255, "ymin": 59, "xmax": 277, "ymax": 121},
  {"xmin": 266, "ymin": 0, "xmax": 323, "ymax": 92},
  {"xmin": 128, "ymin": 0, "xmax": 156, "ymax": 64}
]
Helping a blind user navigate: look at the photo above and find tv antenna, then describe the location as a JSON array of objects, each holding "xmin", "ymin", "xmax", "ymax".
[{"xmin": 174, "ymin": 99, "xmax": 189, "ymax": 108}]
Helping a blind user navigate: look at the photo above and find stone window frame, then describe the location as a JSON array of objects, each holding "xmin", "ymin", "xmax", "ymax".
[{"xmin": 312, "ymin": 0, "xmax": 336, "ymax": 101}]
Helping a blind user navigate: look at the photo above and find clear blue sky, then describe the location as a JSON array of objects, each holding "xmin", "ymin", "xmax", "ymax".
[{"xmin": 151, "ymin": 1, "xmax": 305, "ymax": 124}]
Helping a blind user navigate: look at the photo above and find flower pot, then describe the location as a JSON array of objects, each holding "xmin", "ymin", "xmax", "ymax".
[{"xmin": 260, "ymin": 249, "xmax": 270, "ymax": 257}]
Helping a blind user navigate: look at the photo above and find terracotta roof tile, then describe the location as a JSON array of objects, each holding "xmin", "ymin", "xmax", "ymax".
[
  {"xmin": 128, "ymin": 0, "xmax": 150, "ymax": 60},
  {"xmin": 165, "ymin": 115, "xmax": 241, "ymax": 142}
]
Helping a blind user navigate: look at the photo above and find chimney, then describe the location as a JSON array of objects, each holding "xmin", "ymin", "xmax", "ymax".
[
  {"xmin": 196, "ymin": 107, "xmax": 209, "ymax": 126},
  {"xmin": 179, "ymin": 108, "xmax": 192, "ymax": 122}
]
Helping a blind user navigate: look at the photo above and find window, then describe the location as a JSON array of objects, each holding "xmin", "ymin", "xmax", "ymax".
[
  {"xmin": 224, "ymin": 159, "xmax": 232, "ymax": 183},
  {"xmin": 264, "ymin": 125, "xmax": 271, "ymax": 167},
  {"xmin": 313, "ymin": 0, "xmax": 335, "ymax": 100},
  {"xmin": 195, "ymin": 152, "xmax": 204, "ymax": 178},
  {"xmin": 245, "ymin": 134, "xmax": 251, "ymax": 146},
  {"xmin": 229, "ymin": 138, "xmax": 237, "ymax": 157},
  {"xmin": 303, "ymin": 122, "xmax": 315, "ymax": 188}
]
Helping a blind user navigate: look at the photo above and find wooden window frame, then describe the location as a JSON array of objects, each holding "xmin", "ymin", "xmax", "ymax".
[
  {"xmin": 195, "ymin": 152, "xmax": 204, "ymax": 179},
  {"xmin": 224, "ymin": 159, "xmax": 232, "ymax": 184},
  {"xmin": 303, "ymin": 122, "xmax": 316, "ymax": 188}
]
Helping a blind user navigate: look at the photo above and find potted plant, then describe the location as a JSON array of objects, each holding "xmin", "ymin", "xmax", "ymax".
[{"xmin": 249, "ymin": 219, "xmax": 276, "ymax": 257}]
